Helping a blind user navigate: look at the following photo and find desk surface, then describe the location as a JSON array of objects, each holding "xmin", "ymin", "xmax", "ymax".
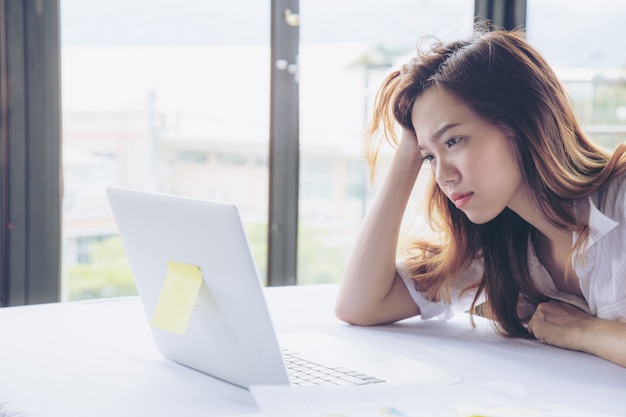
[{"xmin": 0, "ymin": 284, "xmax": 624, "ymax": 416}]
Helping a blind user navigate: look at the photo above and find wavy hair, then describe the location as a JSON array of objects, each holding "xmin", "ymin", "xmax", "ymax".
[{"xmin": 367, "ymin": 28, "xmax": 626, "ymax": 337}]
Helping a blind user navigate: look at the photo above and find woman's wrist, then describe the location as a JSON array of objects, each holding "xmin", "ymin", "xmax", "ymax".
[
  {"xmin": 396, "ymin": 128, "xmax": 422, "ymax": 162},
  {"xmin": 393, "ymin": 143, "xmax": 424, "ymax": 174}
]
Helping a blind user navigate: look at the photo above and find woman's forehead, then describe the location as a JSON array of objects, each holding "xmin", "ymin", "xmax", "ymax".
[{"xmin": 411, "ymin": 88, "xmax": 475, "ymax": 143}]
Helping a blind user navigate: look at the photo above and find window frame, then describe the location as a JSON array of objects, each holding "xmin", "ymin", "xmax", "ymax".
[
  {"xmin": 0, "ymin": 0, "xmax": 62, "ymax": 306},
  {"xmin": 268, "ymin": 0, "xmax": 300, "ymax": 286}
]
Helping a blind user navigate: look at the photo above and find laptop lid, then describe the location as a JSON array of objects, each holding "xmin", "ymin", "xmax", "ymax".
[
  {"xmin": 107, "ymin": 187, "xmax": 462, "ymax": 389},
  {"xmin": 107, "ymin": 187, "xmax": 290, "ymax": 388}
]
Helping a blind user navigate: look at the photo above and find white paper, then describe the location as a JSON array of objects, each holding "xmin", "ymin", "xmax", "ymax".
[{"xmin": 250, "ymin": 382, "xmax": 620, "ymax": 417}]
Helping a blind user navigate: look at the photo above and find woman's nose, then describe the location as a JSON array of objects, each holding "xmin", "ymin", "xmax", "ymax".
[{"xmin": 435, "ymin": 158, "xmax": 459, "ymax": 186}]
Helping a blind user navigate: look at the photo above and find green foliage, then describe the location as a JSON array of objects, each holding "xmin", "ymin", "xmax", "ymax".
[
  {"xmin": 242, "ymin": 221, "xmax": 348, "ymax": 285},
  {"xmin": 66, "ymin": 236, "xmax": 137, "ymax": 301},
  {"xmin": 65, "ymin": 222, "xmax": 347, "ymax": 301}
]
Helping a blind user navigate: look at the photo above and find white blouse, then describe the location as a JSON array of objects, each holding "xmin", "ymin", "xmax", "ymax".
[{"xmin": 398, "ymin": 173, "xmax": 626, "ymax": 322}]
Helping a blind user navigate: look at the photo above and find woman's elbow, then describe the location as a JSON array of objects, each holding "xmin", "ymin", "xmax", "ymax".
[
  {"xmin": 335, "ymin": 301, "xmax": 378, "ymax": 326},
  {"xmin": 335, "ymin": 300, "xmax": 406, "ymax": 327}
]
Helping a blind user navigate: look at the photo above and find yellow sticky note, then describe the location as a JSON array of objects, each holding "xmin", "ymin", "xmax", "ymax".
[{"xmin": 150, "ymin": 260, "xmax": 203, "ymax": 335}]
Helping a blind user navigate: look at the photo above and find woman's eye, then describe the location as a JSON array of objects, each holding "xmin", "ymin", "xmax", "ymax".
[
  {"xmin": 445, "ymin": 137, "xmax": 462, "ymax": 148},
  {"xmin": 422, "ymin": 154, "xmax": 434, "ymax": 163}
]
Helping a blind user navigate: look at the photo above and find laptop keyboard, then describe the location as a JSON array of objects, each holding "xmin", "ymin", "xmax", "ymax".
[{"xmin": 282, "ymin": 349, "xmax": 386, "ymax": 387}]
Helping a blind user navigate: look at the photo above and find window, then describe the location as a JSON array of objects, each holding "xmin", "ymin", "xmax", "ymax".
[
  {"xmin": 526, "ymin": 0, "xmax": 626, "ymax": 149},
  {"xmin": 58, "ymin": 1, "xmax": 475, "ymax": 300},
  {"xmin": 296, "ymin": 0, "xmax": 474, "ymax": 285},
  {"xmin": 13, "ymin": 1, "xmax": 621, "ymax": 304},
  {"xmin": 51, "ymin": 0, "xmax": 474, "ymax": 299},
  {"xmin": 60, "ymin": 0, "xmax": 271, "ymax": 299}
]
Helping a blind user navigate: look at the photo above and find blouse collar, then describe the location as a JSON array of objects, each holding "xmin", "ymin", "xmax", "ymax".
[{"xmin": 574, "ymin": 196, "xmax": 619, "ymax": 248}]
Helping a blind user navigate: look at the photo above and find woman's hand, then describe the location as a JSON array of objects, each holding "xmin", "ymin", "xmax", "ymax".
[
  {"xmin": 528, "ymin": 300, "xmax": 626, "ymax": 367},
  {"xmin": 397, "ymin": 125, "xmax": 422, "ymax": 161},
  {"xmin": 397, "ymin": 59, "xmax": 422, "ymax": 152},
  {"xmin": 527, "ymin": 301, "xmax": 593, "ymax": 349}
]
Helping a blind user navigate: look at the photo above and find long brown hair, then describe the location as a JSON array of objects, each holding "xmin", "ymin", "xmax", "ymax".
[{"xmin": 367, "ymin": 28, "xmax": 626, "ymax": 337}]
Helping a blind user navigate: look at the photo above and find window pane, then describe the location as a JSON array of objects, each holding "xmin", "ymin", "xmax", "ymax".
[
  {"xmin": 527, "ymin": 0, "xmax": 626, "ymax": 149},
  {"xmin": 297, "ymin": 1, "xmax": 475, "ymax": 284},
  {"xmin": 61, "ymin": 1, "xmax": 270, "ymax": 300}
]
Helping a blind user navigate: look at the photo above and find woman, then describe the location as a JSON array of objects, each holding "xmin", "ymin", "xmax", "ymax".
[{"xmin": 335, "ymin": 28, "xmax": 626, "ymax": 368}]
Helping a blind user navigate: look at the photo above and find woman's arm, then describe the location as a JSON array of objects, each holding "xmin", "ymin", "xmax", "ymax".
[
  {"xmin": 335, "ymin": 129, "xmax": 424, "ymax": 326},
  {"xmin": 527, "ymin": 300, "xmax": 626, "ymax": 367}
]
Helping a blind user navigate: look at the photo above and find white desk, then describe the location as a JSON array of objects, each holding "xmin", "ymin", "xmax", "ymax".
[{"xmin": 0, "ymin": 284, "xmax": 624, "ymax": 416}]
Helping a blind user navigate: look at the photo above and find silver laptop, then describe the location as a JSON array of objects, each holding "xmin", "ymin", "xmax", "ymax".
[{"xmin": 106, "ymin": 187, "xmax": 461, "ymax": 389}]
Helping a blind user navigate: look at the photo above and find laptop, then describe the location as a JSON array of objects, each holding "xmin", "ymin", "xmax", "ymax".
[{"xmin": 106, "ymin": 187, "xmax": 461, "ymax": 389}]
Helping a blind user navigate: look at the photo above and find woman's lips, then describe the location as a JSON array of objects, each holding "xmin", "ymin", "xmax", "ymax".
[{"xmin": 450, "ymin": 192, "xmax": 473, "ymax": 209}]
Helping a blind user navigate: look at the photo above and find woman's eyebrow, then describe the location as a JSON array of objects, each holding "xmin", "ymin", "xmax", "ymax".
[{"xmin": 417, "ymin": 123, "xmax": 461, "ymax": 151}]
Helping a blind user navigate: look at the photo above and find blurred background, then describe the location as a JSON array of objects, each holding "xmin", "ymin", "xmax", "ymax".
[{"xmin": 57, "ymin": 0, "xmax": 626, "ymax": 300}]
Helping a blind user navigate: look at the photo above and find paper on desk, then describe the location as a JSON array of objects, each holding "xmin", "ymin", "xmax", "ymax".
[
  {"xmin": 250, "ymin": 382, "xmax": 620, "ymax": 417},
  {"xmin": 150, "ymin": 260, "xmax": 203, "ymax": 335},
  {"xmin": 0, "ymin": 397, "xmax": 32, "ymax": 417}
]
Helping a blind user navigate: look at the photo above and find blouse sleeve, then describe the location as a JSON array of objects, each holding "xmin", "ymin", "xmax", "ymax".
[{"xmin": 396, "ymin": 259, "xmax": 484, "ymax": 320}]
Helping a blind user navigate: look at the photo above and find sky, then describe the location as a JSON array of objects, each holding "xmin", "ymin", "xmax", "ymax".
[{"xmin": 61, "ymin": 0, "xmax": 626, "ymax": 68}]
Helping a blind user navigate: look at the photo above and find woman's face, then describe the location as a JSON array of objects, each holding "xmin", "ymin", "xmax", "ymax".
[{"xmin": 411, "ymin": 87, "xmax": 527, "ymax": 224}]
